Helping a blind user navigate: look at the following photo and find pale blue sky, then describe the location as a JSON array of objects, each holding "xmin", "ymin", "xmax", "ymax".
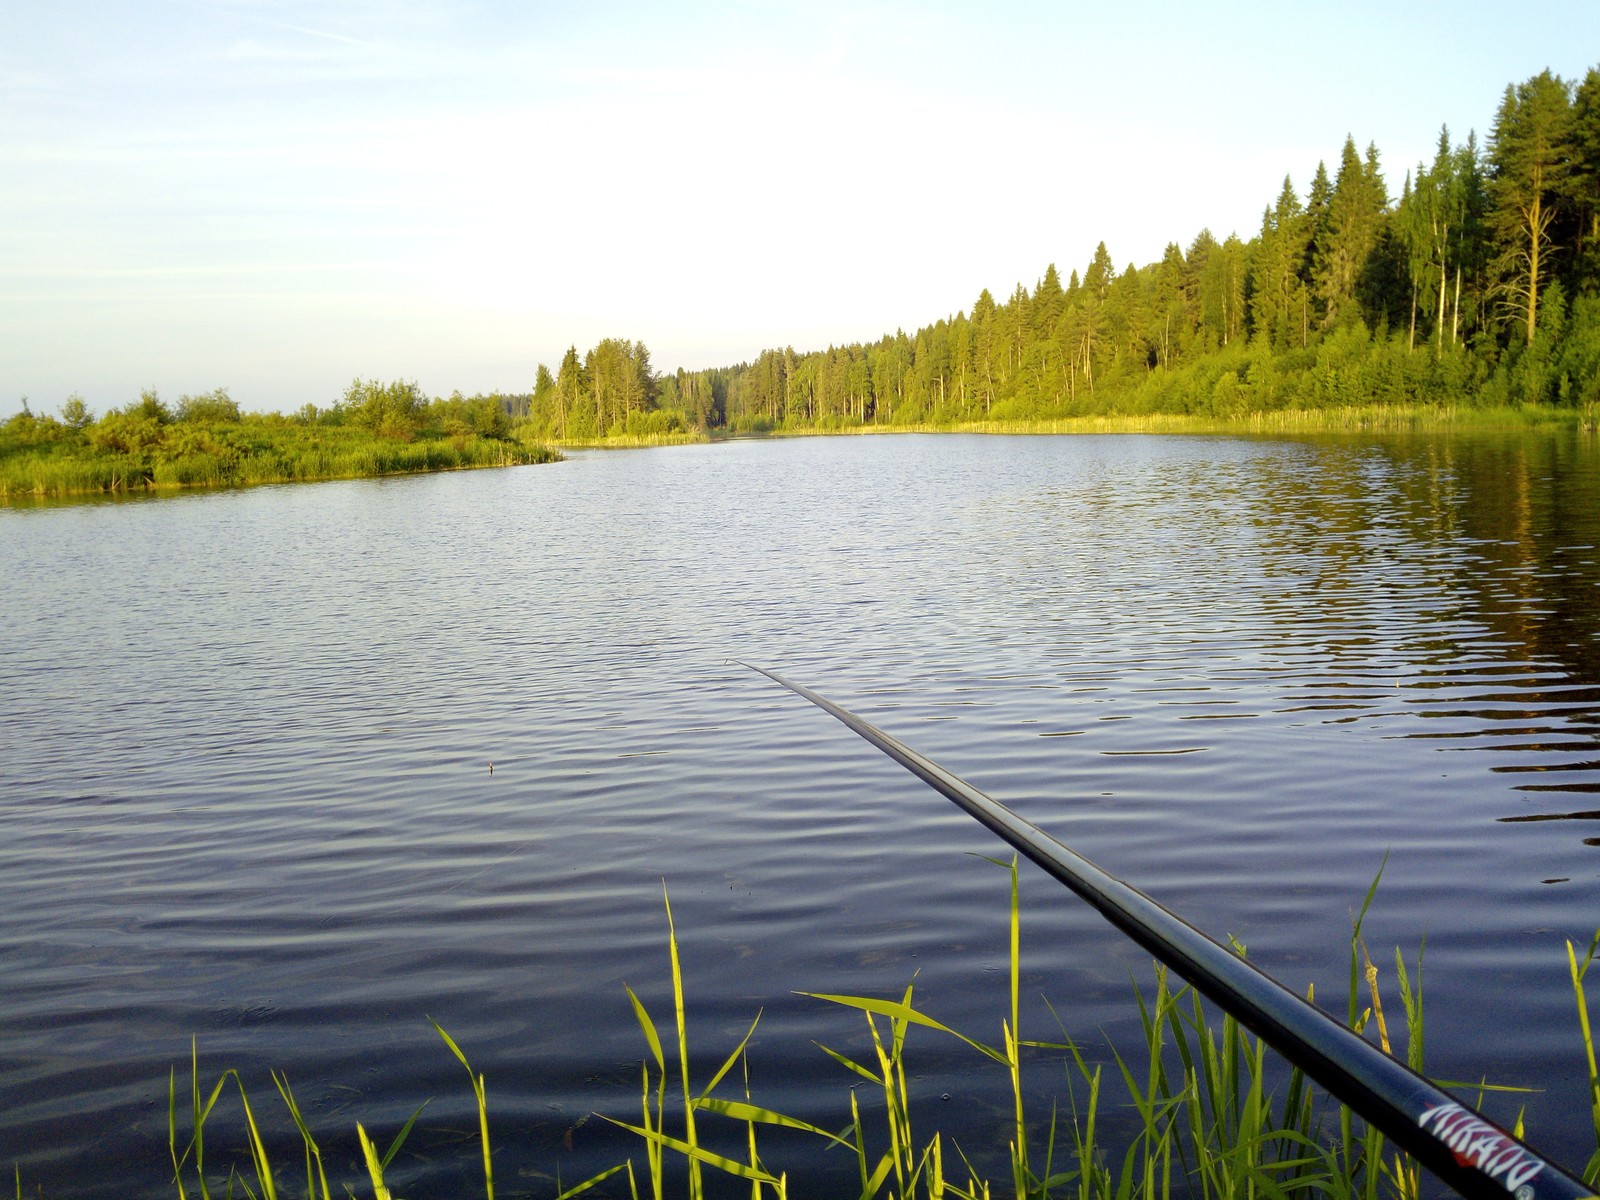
[{"xmin": 2, "ymin": 1, "xmax": 1594, "ymax": 415}]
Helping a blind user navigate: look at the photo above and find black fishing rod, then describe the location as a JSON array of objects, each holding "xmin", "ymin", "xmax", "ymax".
[{"xmin": 742, "ymin": 662, "xmax": 1594, "ymax": 1200}]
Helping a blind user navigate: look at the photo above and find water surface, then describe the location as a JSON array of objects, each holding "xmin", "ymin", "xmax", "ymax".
[{"xmin": 3, "ymin": 431, "xmax": 1599, "ymax": 1196}]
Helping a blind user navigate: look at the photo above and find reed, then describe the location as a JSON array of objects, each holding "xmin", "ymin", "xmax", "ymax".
[
  {"xmin": 0, "ymin": 430, "xmax": 559, "ymax": 502},
  {"xmin": 736, "ymin": 403, "xmax": 1596, "ymax": 439},
  {"xmin": 548, "ymin": 430, "xmax": 710, "ymax": 449},
  {"xmin": 596, "ymin": 859, "xmax": 1541, "ymax": 1200},
  {"xmin": 1565, "ymin": 930, "xmax": 1600, "ymax": 1185},
  {"xmin": 54, "ymin": 865, "xmax": 1588, "ymax": 1200}
]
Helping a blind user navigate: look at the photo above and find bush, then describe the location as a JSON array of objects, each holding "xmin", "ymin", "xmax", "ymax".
[{"xmin": 176, "ymin": 388, "xmax": 241, "ymax": 424}]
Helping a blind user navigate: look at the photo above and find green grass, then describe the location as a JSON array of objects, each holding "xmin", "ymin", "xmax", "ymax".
[
  {"xmin": 546, "ymin": 430, "xmax": 710, "ymax": 450},
  {"xmin": 64, "ymin": 861, "xmax": 1599, "ymax": 1200},
  {"xmin": 0, "ymin": 428, "xmax": 560, "ymax": 503},
  {"xmin": 711, "ymin": 403, "xmax": 1599, "ymax": 440},
  {"xmin": 14, "ymin": 403, "xmax": 1583, "ymax": 506}
]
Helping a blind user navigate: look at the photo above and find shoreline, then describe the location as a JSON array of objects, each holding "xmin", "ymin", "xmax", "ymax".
[
  {"xmin": 0, "ymin": 438, "xmax": 560, "ymax": 505},
  {"xmin": 7, "ymin": 404, "xmax": 1593, "ymax": 505},
  {"xmin": 550, "ymin": 401, "xmax": 1597, "ymax": 450}
]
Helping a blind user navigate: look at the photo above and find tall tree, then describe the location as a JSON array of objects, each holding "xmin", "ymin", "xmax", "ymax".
[
  {"xmin": 1079, "ymin": 242, "xmax": 1115, "ymax": 389},
  {"xmin": 529, "ymin": 363, "xmax": 558, "ymax": 434},
  {"xmin": 1397, "ymin": 128, "xmax": 1485, "ymax": 351},
  {"xmin": 971, "ymin": 288, "xmax": 998, "ymax": 412},
  {"xmin": 1489, "ymin": 70, "xmax": 1574, "ymax": 344},
  {"xmin": 1313, "ymin": 137, "xmax": 1389, "ymax": 328},
  {"xmin": 1032, "ymin": 263, "xmax": 1065, "ymax": 339},
  {"xmin": 1303, "ymin": 163, "xmax": 1333, "ymax": 261},
  {"xmin": 1250, "ymin": 177, "xmax": 1310, "ymax": 349},
  {"xmin": 1152, "ymin": 242, "xmax": 1189, "ymax": 366},
  {"xmin": 555, "ymin": 346, "xmax": 585, "ymax": 438},
  {"xmin": 1567, "ymin": 67, "xmax": 1600, "ymax": 292}
]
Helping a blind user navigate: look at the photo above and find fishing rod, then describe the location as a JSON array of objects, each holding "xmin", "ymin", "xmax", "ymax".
[{"xmin": 742, "ymin": 662, "xmax": 1594, "ymax": 1200}]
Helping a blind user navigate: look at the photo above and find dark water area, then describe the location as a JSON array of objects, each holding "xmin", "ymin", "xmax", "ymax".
[{"xmin": 2, "ymin": 430, "xmax": 1598, "ymax": 1198}]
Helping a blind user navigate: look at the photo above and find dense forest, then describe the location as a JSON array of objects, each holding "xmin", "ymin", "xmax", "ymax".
[{"xmin": 516, "ymin": 65, "xmax": 1600, "ymax": 437}]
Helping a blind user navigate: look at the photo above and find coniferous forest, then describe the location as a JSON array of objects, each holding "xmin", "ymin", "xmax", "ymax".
[
  {"xmin": 5, "ymin": 65, "xmax": 1598, "ymax": 498},
  {"xmin": 517, "ymin": 65, "xmax": 1600, "ymax": 439}
]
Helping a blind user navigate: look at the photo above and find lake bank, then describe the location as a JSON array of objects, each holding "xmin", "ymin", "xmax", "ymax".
[
  {"xmin": 541, "ymin": 400, "xmax": 1597, "ymax": 448},
  {"xmin": 0, "ymin": 427, "xmax": 560, "ymax": 502},
  {"xmin": 10, "ymin": 400, "xmax": 1593, "ymax": 505},
  {"xmin": 0, "ymin": 384, "xmax": 563, "ymax": 503}
]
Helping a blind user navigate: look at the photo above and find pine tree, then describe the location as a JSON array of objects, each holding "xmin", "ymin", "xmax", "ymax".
[
  {"xmin": 1567, "ymin": 67, "xmax": 1600, "ymax": 293},
  {"xmin": 1489, "ymin": 70, "xmax": 1574, "ymax": 344}
]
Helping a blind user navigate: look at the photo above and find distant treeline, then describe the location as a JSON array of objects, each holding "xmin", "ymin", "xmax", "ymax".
[
  {"xmin": 518, "ymin": 64, "xmax": 1600, "ymax": 437},
  {"xmin": 0, "ymin": 381, "xmax": 556, "ymax": 499}
]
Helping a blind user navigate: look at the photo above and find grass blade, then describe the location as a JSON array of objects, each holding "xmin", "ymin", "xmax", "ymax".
[
  {"xmin": 799, "ymin": 993, "xmax": 1006, "ymax": 1065},
  {"xmin": 356, "ymin": 1124, "xmax": 393, "ymax": 1200},
  {"xmin": 695, "ymin": 1098, "xmax": 855, "ymax": 1149},
  {"xmin": 430, "ymin": 1020, "xmax": 494, "ymax": 1200},
  {"xmin": 601, "ymin": 1118, "xmax": 782, "ymax": 1184}
]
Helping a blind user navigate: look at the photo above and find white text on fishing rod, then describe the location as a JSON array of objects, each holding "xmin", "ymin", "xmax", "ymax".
[{"xmin": 1417, "ymin": 1103, "xmax": 1545, "ymax": 1195}]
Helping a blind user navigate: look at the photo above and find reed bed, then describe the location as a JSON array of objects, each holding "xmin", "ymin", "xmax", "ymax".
[
  {"xmin": 9, "ymin": 406, "xmax": 1588, "ymax": 504},
  {"xmin": 122, "ymin": 863, "xmax": 1600, "ymax": 1200},
  {"xmin": 546, "ymin": 430, "xmax": 711, "ymax": 450},
  {"xmin": 727, "ymin": 404, "xmax": 1597, "ymax": 440},
  {"xmin": 0, "ymin": 435, "xmax": 558, "ymax": 502}
]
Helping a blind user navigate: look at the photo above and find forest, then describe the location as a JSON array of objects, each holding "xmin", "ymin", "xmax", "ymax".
[{"xmin": 515, "ymin": 65, "xmax": 1600, "ymax": 437}]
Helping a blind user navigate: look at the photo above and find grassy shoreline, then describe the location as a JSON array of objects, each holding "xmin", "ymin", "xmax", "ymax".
[
  {"xmin": 577, "ymin": 401, "xmax": 1598, "ymax": 445},
  {"xmin": 704, "ymin": 402, "xmax": 1599, "ymax": 440},
  {"xmin": 0, "ymin": 433, "xmax": 560, "ymax": 504},
  {"xmin": 542, "ymin": 401, "xmax": 1598, "ymax": 451},
  {"xmin": 8, "ymin": 401, "xmax": 1593, "ymax": 505}
]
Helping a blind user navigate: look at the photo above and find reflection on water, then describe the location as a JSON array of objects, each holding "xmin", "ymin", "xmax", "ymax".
[{"xmin": 1, "ymin": 429, "xmax": 1598, "ymax": 1197}]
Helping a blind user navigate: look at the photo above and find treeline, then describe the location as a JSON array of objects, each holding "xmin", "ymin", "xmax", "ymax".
[
  {"xmin": 520, "ymin": 339, "xmax": 702, "ymax": 441},
  {"xmin": 527, "ymin": 65, "xmax": 1599, "ymax": 435},
  {"xmin": 1, "ymin": 380, "xmax": 555, "ymax": 499}
]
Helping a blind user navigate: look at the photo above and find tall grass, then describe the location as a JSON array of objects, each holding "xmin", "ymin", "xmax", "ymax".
[
  {"xmin": 548, "ymin": 430, "xmax": 710, "ymax": 450},
  {"xmin": 715, "ymin": 404, "xmax": 1597, "ymax": 440},
  {"xmin": 62, "ymin": 863, "xmax": 1598, "ymax": 1199},
  {"xmin": 0, "ymin": 432, "xmax": 559, "ymax": 502}
]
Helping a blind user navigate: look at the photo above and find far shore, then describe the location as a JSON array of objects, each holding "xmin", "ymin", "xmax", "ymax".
[
  {"xmin": 548, "ymin": 401, "xmax": 1598, "ymax": 451},
  {"xmin": 6, "ymin": 402, "xmax": 1593, "ymax": 506}
]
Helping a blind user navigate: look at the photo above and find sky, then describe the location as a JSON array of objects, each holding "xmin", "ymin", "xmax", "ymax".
[{"xmin": 2, "ymin": 1, "xmax": 1595, "ymax": 417}]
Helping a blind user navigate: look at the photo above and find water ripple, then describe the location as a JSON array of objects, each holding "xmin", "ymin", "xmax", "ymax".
[{"xmin": 3, "ymin": 431, "xmax": 1600, "ymax": 1195}]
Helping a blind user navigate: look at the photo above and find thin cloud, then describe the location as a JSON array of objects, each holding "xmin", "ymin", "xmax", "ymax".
[{"xmin": 213, "ymin": 12, "xmax": 383, "ymax": 49}]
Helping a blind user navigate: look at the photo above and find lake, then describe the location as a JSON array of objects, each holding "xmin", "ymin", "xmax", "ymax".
[{"xmin": 2, "ymin": 430, "xmax": 1599, "ymax": 1198}]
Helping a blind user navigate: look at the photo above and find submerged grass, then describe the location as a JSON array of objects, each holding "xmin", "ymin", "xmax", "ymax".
[{"xmin": 81, "ymin": 862, "xmax": 1600, "ymax": 1199}]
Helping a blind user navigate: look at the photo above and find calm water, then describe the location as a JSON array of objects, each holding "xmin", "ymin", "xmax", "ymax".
[{"xmin": 3, "ymin": 431, "xmax": 1599, "ymax": 1197}]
